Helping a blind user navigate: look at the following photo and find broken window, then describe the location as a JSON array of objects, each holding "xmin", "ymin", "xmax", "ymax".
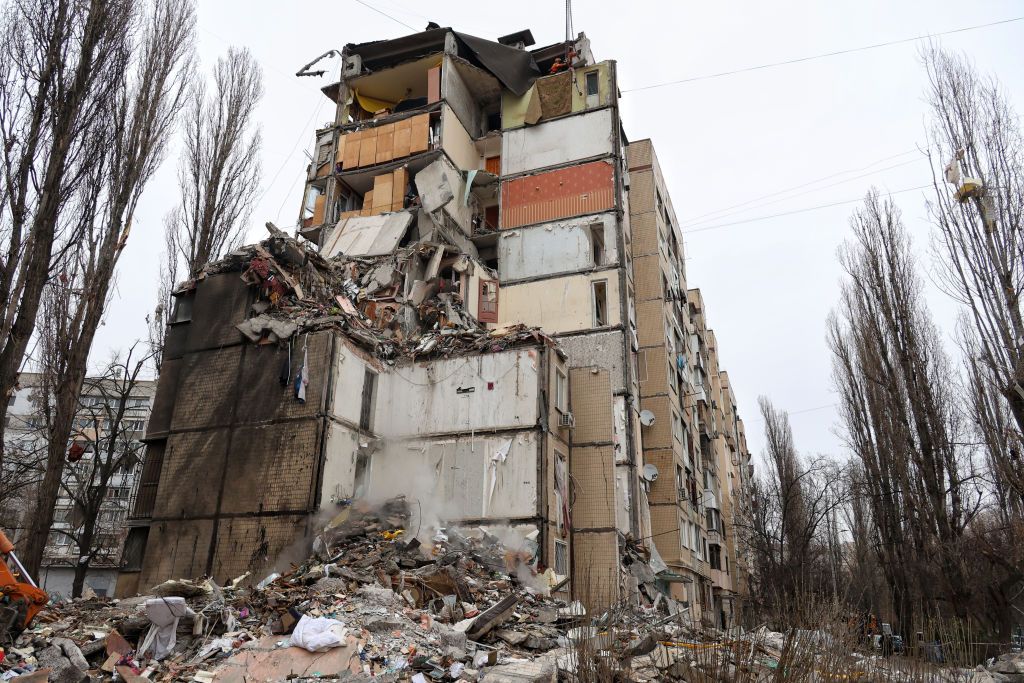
[
  {"xmin": 554, "ymin": 539, "xmax": 568, "ymax": 575},
  {"xmin": 359, "ymin": 369, "xmax": 377, "ymax": 431},
  {"xmin": 592, "ymin": 279, "xmax": 608, "ymax": 327},
  {"xmin": 171, "ymin": 292, "xmax": 193, "ymax": 324},
  {"xmin": 585, "ymin": 71, "xmax": 599, "ymax": 97},
  {"xmin": 478, "ymin": 280, "xmax": 499, "ymax": 324},
  {"xmin": 554, "ymin": 451, "xmax": 569, "ymax": 537},
  {"xmin": 589, "ymin": 223, "xmax": 604, "ymax": 266},
  {"xmin": 555, "ymin": 368, "xmax": 568, "ymax": 413},
  {"xmin": 709, "ymin": 543, "xmax": 721, "ymax": 571}
]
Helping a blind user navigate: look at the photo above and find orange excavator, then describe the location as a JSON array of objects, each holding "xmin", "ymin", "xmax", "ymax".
[{"xmin": 0, "ymin": 530, "xmax": 48, "ymax": 643}]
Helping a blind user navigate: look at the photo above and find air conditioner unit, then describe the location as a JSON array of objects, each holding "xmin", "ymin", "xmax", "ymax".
[{"xmin": 559, "ymin": 412, "xmax": 575, "ymax": 428}]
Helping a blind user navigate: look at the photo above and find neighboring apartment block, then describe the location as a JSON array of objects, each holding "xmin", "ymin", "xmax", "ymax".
[
  {"xmin": 3, "ymin": 373, "xmax": 154, "ymax": 597},
  {"xmin": 127, "ymin": 25, "xmax": 753, "ymax": 622}
]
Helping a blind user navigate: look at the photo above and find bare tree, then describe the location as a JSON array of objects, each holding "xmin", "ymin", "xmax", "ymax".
[
  {"xmin": 924, "ymin": 46, "xmax": 1024, "ymax": 506},
  {"xmin": 829, "ymin": 190, "xmax": 981, "ymax": 634},
  {"xmin": 18, "ymin": 0, "xmax": 195, "ymax": 577},
  {"xmin": 149, "ymin": 46, "xmax": 262, "ymax": 369},
  {"xmin": 0, "ymin": 0, "xmax": 137, "ymax": 474},
  {"xmin": 741, "ymin": 397, "xmax": 843, "ymax": 620},
  {"xmin": 169, "ymin": 47, "xmax": 262, "ymax": 275},
  {"xmin": 49, "ymin": 344, "xmax": 151, "ymax": 597}
]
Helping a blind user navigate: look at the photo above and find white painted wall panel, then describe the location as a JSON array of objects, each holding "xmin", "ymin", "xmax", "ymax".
[
  {"xmin": 374, "ymin": 348, "xmax": 539, "ymax": 437},
  {"xmin": 330, "ymin": 342, "xmax": 375, "ymax": 426},
  {"xmin": 501, "ymin": 108, "xmax": 614, "ymax": 176},
  {"xmin": 319, "ymin": 422, "xmax": 361, "ymax": 509},
  {"xmin": 498, "ymin": 213, "xmax": 618, "ymax": 281},
  {"xmin": 367, "ymin": 431, "xmax": 539, "ymax": 521}
]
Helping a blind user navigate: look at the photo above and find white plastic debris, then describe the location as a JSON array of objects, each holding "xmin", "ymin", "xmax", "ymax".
[
  {"xmin": 290, "ymin": 614, "xmax": 348, "ymax": 652},
  {"xmin": 139, "ymin": 596, "xmax": 196, "ymax": 661}
]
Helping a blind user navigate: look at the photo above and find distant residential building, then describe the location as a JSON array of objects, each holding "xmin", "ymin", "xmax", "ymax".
[{"xmin": 3, "ymin": 372, "xmax": 155, "ymax": 597}]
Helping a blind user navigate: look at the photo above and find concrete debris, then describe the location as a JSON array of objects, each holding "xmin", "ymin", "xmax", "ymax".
[
  {"xmin": 4, "ymin": 497, "xmax": 1008, "ymax": 682},
  {"xmin": 190, "ymin": 224, "xmax": 560, "ymax": 366}
]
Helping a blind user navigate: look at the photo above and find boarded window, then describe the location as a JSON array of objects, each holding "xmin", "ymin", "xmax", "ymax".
[
  {"xmin": 478, "ymin": 280, "xmax": 499, "ymax": 323},
  {"xmin": 592, "ymin": 280, "xmax": 608, "ymax": 327},
  {"xmin": 485, "ymin": 155, "xmax": 501, "ymax": 175}
]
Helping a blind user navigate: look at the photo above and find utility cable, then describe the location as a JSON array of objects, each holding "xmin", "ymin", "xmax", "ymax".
[
  {"xmin": 622, "ymin": 16, "xmax": 1024, "ymax": 93},
  {"xmin": 684, "ymin": 157, "xmax": 926, "ymax": 228},
  {"xmin": 354, "ymin": 0, "xmax": 417, "ymax": 31},
  {"xmin": 685, "ymin": 184, "xmax": 931, "ymax": 234},
  {"xmin": 681, "ymin": 149, "xmax": 920, "ymax": 225}
]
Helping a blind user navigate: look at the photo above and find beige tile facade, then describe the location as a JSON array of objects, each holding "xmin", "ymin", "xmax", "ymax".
[{"xmin": 628, "ymin": 139, "xmax": 754, "ymax": 627}]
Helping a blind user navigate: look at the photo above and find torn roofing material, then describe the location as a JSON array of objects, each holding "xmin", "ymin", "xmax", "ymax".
[
  {"xmin": 342, "ymin": 28, "xmax": 540, "ymax": 97},
  {"xmin": 452, "ymin": 32, "xmax": 540, "ymax": 96}
]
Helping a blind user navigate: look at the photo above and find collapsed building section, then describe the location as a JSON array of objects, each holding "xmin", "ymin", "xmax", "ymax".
[{"xmin": 124, "ymin": 26, "xmax": 755, "ymax": 623}]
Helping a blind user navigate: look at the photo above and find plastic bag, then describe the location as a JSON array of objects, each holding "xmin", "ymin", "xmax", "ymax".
[{"xmin": 290, "ymin": 615, "xmax": 348, "ymax": 652}]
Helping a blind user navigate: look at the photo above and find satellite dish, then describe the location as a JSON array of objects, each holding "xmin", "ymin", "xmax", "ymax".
[
  {"xmin": 642, "ymin": 464, "xmax": 659, "ymax": 482},
  {"xmin": 639, "ymin": 410, "xmax": 656, "ymax": 427}
]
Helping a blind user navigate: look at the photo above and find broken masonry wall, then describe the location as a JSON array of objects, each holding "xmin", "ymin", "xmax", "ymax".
[
  {"xmin": 497, "ymin": 212, "xmax": 619, "ymax": 282},
  {"xmin": 501, "ymin": 107, "xmax": 615, "ymax": 177},
  {"xmin": 415, "ymin": 155, "xmax": 475, "ymax": 237},
  {"xmin": 136, "ymin": 275, "xmax": 336, "ymax": 587},
  {"xmin": 497, "ymin": 271, "xmax": 621, "ymax": 334}
]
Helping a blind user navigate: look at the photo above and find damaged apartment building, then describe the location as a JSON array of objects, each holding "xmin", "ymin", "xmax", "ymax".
[{"xmin": 122, "ymin": 26, "xmax": 755, "ymax": 625}]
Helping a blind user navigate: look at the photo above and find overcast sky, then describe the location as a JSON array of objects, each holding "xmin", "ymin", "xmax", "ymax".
[{"xmin": 92, "ymin": 0, "xmax": 1024, "ymax": 463}]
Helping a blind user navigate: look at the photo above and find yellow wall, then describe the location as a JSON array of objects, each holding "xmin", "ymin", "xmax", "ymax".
[
  {"xmin": 498, "ymin": 272, "xmax": 620, "ymax": 334},
  {"xmin": 501, "ymin": 61, "xmax": 614, "ymax": 129}
]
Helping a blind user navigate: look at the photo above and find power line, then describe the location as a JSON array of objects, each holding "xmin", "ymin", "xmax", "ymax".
[
  {"xmin": 623, "ymin": 15, "xmax": 1024, "ymax": 93},
  {"xmin": 685, "ymin": 184, "xmax": 932, "ymax": 234},
  {"xmin": 682, "ymin": 149, "xmax": 920, "ymax": 226},
  {"xmin": 354, "ymin": 0, "xmax": 417, "ymax": 31},
  {"xmin": 685, "ymin": 157, "xmax": 926, "ymax": 228}
]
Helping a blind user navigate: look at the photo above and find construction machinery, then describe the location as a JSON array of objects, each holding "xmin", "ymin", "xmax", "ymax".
[{"xmin": 0, "ymin": 530, "xmax": 48, "ymax": 642}]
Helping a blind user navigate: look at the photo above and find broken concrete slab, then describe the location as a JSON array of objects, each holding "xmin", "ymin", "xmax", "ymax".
[{"xmin": 478, "ymin": 659, "xmax": 556, "ymax": 682}]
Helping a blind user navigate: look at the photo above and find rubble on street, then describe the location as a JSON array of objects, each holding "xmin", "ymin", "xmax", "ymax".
[{"xmin": 5, "ymin": 496, "xmax": 1009, "ymax": 682}]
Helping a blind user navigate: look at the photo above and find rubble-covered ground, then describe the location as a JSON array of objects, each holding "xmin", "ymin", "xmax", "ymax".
[{"xmin": 3, "ymin": 499, "xmax": 1020, "ymax": 682}]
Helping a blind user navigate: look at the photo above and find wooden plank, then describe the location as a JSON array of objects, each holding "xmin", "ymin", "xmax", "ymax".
[
  {"xmin": 427, "ymin": 66, "xmax": 441, "ymax": 103},
  {"xmin": 372, "ymin": 174, "xmax": 393, "ymax": 212},
  {"xmin": 311, "ymin": 194, "xmax": 326, "ymax": 225},
  {"xmin": 359, "ymin": 135, "xmax": 377, "ymax": 167},
  {"xmin": 485, "ymin": 155, "xmax": 501, "ymax": 175},
  {"xmin": 391, "ymin": 167, "xmax": 407, "ymax": 209},
  {"xmin": 342, "ymin": 133, "xmax": 360, "ymax": 169},
  {"xmin": 362, "ymin": 190, "xmax": 373, "ymax": 215},
  {"xmin": 335, "ymin": 134, "xmax": 346, "ymax": 165},
  {"xmin": 375, "ymin": 124, "xmax": 394, "ymax": 164},
  {"xmin": 393, "ymin": 127, "xmax": 412, "ymax": 159},
  {"xmin": 410, "ymin": 114, "xmax": 430, "ymax": 154}
]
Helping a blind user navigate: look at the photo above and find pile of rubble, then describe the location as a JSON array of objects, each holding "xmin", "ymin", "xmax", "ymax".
[
  {"xmin": 6, "ymin": 497, "xmax": 1010, "ymax": 682},
  {"xmin": 198, "ymin": 223, "xmax": 558, "ymax": 365},
  {"xmin": 0, "ymin": 498, "xmax": 669, "ymax": 682}
]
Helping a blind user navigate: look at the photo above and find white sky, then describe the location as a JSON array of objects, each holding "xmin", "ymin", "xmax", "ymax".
[{"xmin": 93, "ymin": 0, "xmax": 1024, "ymax": 463}]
